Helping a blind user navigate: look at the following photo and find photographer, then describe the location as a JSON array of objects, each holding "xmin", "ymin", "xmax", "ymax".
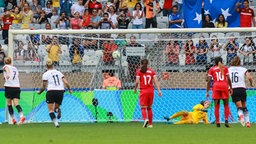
[{"xmin": 46, "ymin": 36, "xmax": 62, "ymax": 66}]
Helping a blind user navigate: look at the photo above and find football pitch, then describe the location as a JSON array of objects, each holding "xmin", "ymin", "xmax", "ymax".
[{"xmin": 0, "ymin": 123, "xmax": 255, "ymax": 144}]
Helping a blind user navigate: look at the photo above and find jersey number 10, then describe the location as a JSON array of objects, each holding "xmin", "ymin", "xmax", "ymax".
[{"xmin": 215, "ymin": 72, "xmax": 224, "ymax": 81}]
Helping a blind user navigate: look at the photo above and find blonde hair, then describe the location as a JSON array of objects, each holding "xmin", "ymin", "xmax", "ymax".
[
  {"xmin": 4, "ymin": 57, "xmax": 12, "ymax": 64},
  {"xmin": 46, "ymin": 58, "xmax": 53, "ymax": 69}
]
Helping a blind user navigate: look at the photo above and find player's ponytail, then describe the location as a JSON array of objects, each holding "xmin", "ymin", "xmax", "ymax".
[
  {"xmin": 230, "ymin": 56, "xmax": 241, "ymax": 66},
  {"xmin": 4, "ymin": 57, "xmax": 12, "ymax": 65},
  {"xmin": 140, "ymin": 59, "xmax": 148, "ymax": 73},
  {"xmin": 46, "ymin": 58, "xmax": 53, "ymax": 69},
  {"xmin": 215, "ymin": 57, "xmax": 224, "ymax": 75}
]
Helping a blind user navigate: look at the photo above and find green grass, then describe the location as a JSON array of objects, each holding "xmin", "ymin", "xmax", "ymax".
[{"xmin": 0, "ymin": 123, "xmax": 255, "ymax": 144}]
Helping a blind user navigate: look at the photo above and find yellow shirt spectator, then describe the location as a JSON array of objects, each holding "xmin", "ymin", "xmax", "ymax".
[
  {"xmin": 125, "ymin": 0, "xmax": 139, "ymax": 8},
  {"xmin": 215, "ymin": 22, "xmax": 228, "ymax": 28},
  {"xmin": 46, "ymin": 44, "xmax": 61, "ymax": 62},
  {"xmin": 52, "ymin": 0, "xmax": 60, "ymax": 8},
  {"xmin": 72, "ymin": 49, "xmax": 82, "ymax": 63},
  {"xmin": 11, "ymin": 13, "xmax": 21, "ymax": 24}
]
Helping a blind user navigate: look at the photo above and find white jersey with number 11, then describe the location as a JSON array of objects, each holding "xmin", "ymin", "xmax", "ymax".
[{"xmin": 43, "ymin": 69, "xmax": 65, "ymax": 91}]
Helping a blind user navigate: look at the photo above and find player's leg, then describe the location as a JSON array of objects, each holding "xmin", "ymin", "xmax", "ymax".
[
  {"xmin": 46, "ymin": 91, "xmax": 59, "ymax": 128},
  {"xmin": 213, "ymin": 90, "xmax": 221, "ymax": 127},
  {"xmin": 241, "ymin": 89, "xmax": 250, "ymax": 127},
  {"xmin": 147, "ymin": 92, "xmax": 154, "ymax": 127},
  {"xmin": 223, "ymin": 98, "xmax": 230, "ymax": 128},
  {"xmin": 55, "ymin": 90, "xmax": 64, "ymax": 119},
  {"xmin": 232, "ymin": 88, "xmax": 245, "ymax": 126},
  {"xmin": 175, "ymin": 119, "xmax": 193, "ymax": 124},
  {"xmin": 13, "ymin": 98, "xmax": 26, "ymax": 124},
  {"xmin": 6, "ymin": 98, "xmax": 16, "ymax": 124},
  {"xmin": 170, "ymin": 111, "xmax": 188, "ymax": 119}
]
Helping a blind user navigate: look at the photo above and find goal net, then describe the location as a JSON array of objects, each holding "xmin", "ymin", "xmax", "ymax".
[{"xmin": 1, "ymin": 28, "xmax": 256, "ymax": 123}]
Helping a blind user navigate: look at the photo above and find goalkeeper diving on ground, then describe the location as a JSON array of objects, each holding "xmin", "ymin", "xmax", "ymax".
[{"xmin": 164, "ymin": 100, "xmax": 210, "ymax": 124}]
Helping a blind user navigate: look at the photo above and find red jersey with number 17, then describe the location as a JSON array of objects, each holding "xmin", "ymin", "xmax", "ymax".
[
  {"xmin": 136, "ymin": 68, "xmax": 156, "ymax": 90},
  {"xmin": 208, "ymin": 66, "xmax": 229, "ymax": 91}
]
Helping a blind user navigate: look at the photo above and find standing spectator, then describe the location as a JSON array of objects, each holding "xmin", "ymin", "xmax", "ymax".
[
  {"xmin": 163, "ymin": 0, "xmax": 172, "ymax": 16},
  {"xmin": 125, "ymin": 35, "xmax": 143, "ymax": 82},
  {"xmin": 223, "ymin": 35, "xmax": 239, "ymax": 65},
  {"xmin": 239, "ymin": 37, "xmax": 256, "ymax": 65},
  {"xmin": 0, "ymin": 10, "xmax": 14, "ymax": 43},
  {"xmin": 38, "ymin": 10, "xmax": 49, "ymax": 24},
  {"xmin": 215, "ymin": 14, "xmax": 228, "ymax": 28},
  {"xmin": 81, "ymin": 9, "xmax": 91, "ymax": 28},
  {"xmin": 132, "ymin": 2, "xmax": 144, "ymax": 29},
  {"xmin": 209, "ymin": 35, "xmax": 222, "ymax": 62},
  {"xmin": 20, "ymin": 2, "xmax": 33, "ymax": 29},
  {"xmin": 108, "ymin": 5, "xmax": 118, "ymax": 28},
  {"xmin": 5, "ymin": 0, "xmax": 17, "ymax": 10},
  {"xmin": 102, "ymin": 37, "xmax": 118, "ymax": 65},
  {"xmin": 60, "ymin": 0, "xmax": 72, "ymax": 17},
  {"xmin": 70, "ymin": 11, "xmax": 82, "ymax": 29},
  {"xmin": 165, "ymin": 40, "xmax": 180, "ymax": 66},
  {"xmin": 117, "ymin": 12, "xmax": 131, "ymax": 29},
  {"xmin": 57, "ymin": 11, "xmax": 69, "ymax": 29},
  {"xmin": 236, "ymin": 0, "xmax": 255, "ymax": 27},
  {"xmin": 201, "ymin": 1, "xmax": 214, "ymax": 28},
  {"xmin": 119, "ymin": 0, "xmax": 128, "ymax": 14},
  {"xmin": 0, "ymin": 44, "xmax": 7, "ymax": 73},
  {"xmin": 71, "ymin": 0, "xmax": 85, "ymax": 17},
  {"xmin": 41, "ymin": 23, "xmax": 53, "ymax": 44},
  {"xmin": 196, "ymin": 36, "xmax": 208, "ymax": 65},
  {"xmin": 52, "ymin": 0, "xmax": 60, "ymax": 14},
  {"xmin": 17, "ymin": 0, "xmax": 27, "ymax": 9},
  {"xmin": 14, "ymin": 41, "xmax": 27, "ymax": 61},
  {"xmin": 85, "ymin": 0, "xmax": 102, "ymax": 16},
  {"xmin": 11, "ymin": 6, "xmax": 21, "ymax": 24},
  {"xmin": 46, "ymin": 36, "xmax": 61, "ymax": 66},
  {"xmin": 31, "ymin": 0, "xmax": 42, "ymax": 20},
  {"xmin": 168, "ymin": 5, "xmax": 182, "ymax": 28},
  {"xmin": 144, "ymin": 0, "xmax": 161, "ymax": 28},
  {"xmin": 26, "ymin": 41, "xmax": 39, "ymax": 61},
  {"xmin": 102, "ymin": 70, "xmax": 122, "ymax": 90},
  {"xmin": 174, "ymin": 0, "xmax": 182, "ymax": 17},
  {"xmin": 82, "ymin": 25, "xmax": 98, "ymax": 50},
  {"xmin": 50, "ymin": 9, "xmax": 59, "ymax": 28},
  {"xmin": 69, "ymin": 38, "xmax": 84, "ymax": 72},
  {"xmin": 183, "ymin": 39, "xmax": 195, "ymax": 65},
  {"xmin": 90, "ymin": 9, "xmax": 101, "ymax": 28},
  {"xmin": 44, "ymin": 0, "xmax": 53, "ymax": 18}
]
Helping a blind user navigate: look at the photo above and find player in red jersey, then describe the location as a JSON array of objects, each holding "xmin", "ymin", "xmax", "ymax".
[
  {"xmin": 134, "ymin": 59, "xmax": 162, "ymax": 128},
  {"xmin": 206, "ymin": 57, "xmax": 232, "ymax": 128},
  {"xmin": 235, "ymin": 0, "xmax": 256, "ymax": 27}
]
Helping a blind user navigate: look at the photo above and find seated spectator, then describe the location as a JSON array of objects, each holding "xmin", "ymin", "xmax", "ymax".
[
  {"xmin": 183, "ymin": 39, "xmax": 196, "ymax": 65},
  {"xmin": 168, "ymin": 5, "xmax": 183, "ymax": 28},
  {"xmin": 239, "ymin": 37, "xmax": 256, "ymax": 65},
  {"xmin": 201, "ymin": 1, "xmax": 214, "ymax": 28},
  {"xmin": 81, "ymin": 9, "xmax": 91, "ymax": 28},
  {"xmin": 144, "ymin": 0, "xmax": 161, "ymax": 28},
  {"xmin": 82, "ymin": 25, "xmax": 98, "ymax": 50},
  {"xmin": 174, "ymin": 0, "xmax": 183, "ymax": 17},
  {"xmin": 18, "ymin": 0, "xmax": 27, "ymax": 9},
  {"xmin": 90, "ymin": 9, "xmax": 101, "ymax": 28},
  {"xmin": 4, "ymin": 0, "xmax": 17, "ymax": 10},
  {"xmin": 71, "ymin": 0, "xmax": 85, "ymax": 17},
  {"xmin": 215, "ymin": 14, "xmax": 228, "ymax": 28},
  {"xmin": 196, "ymin": 36, "xmax": 209, "ymax": 65},
  {"xmin": 14, "ymin": 41, "xmax": 27, "ymax": 61},
  {"xmin": 117, "ymin": 12, "xmax": 131, "ymax": 29},
  {"xmin": 11, "ymin": 6, "xmax": 21, "ymax": 24},
  {"xmin": 20, "ymin": 2, "xmax": 33, "ymax": 29},
  {"xmin": 46, "ymin": 36, "xmax": 62, "ymax": 66},
  {"xmin": 26, "ymin": 41, "xmax": 39, "ymax": 61},
  {"xmin": 165, "ymin": 40, "xmax": 180, "ymax": 66},
  {"xmin": 223, "ymin": 35, "xmax": 239, "ymax": 65},
  {"xmin": 57, "ymin": 11, "xmax": 69, "ymax": 29},
  {"xmin": 69, "ymin": 38, "xmax": 84, "ymax": 72},
  {"xmin": 209, "ymin": 35, "xmax": 222, "ymax": 62},
  {"xmin": 0, "ymin": 10, "xmax": 14, "ymax": 43},
  {"xmin": 70, "ymin": 11, "xmax": 82, "ymax": 29},
  {"xmin": 38, "ymin": 10, "xmax": 49, "ymax": 24},
  {"xmin": 102, "ymin": 37, "xmax": 118, "ymax": 65},
  {"xmin": 102, "ymin": 70, "xmax": 122, "ymax": 90},
  {"xmin": 50, "ymin": 9, "xmax": 59, "ymax": 28},
  {"xmin": 31, "ymin": 0, "xmax": 42, "ymax": 20},
  {"xmin": 41, "ymin": 23, "xmax": 53, "ymax": 44},
  {"xmin": 85, "ymin": 0, "xmax": 102, "ymax": 16},
  {"xmin": 163, "ymin": 0, "xmax": 173, "ymax": 16},
  {"xmin": 132, "ymin": 2, "xmax": 144, "ymax": 29},
  {"xmin": 44, "ymin": 0, "xmax": 53, "ymax": 18}
]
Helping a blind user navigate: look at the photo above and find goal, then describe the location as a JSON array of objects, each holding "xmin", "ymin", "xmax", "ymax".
[{"xmin": 1, "ymin": 28, "xmax": 256, "ymax": 123}]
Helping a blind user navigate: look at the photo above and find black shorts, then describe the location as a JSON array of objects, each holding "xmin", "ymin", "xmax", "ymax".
[
  {"xmin": 46, "ymin": 90, "xmax": 64, "ymax": 105},
  {"xmin": 231, "ymin": 88, "xmax": 247, "ymax": 103},
  {"xmin": 5, "ymin": 87, "xmax": 21, "ymax": 99}
]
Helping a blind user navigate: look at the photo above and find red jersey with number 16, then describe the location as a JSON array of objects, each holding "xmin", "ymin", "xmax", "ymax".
[
  {"xmin": 136, "ymin": 68, "xmax": 156, "ymax": 90},
  {"xmin": 208, "ymin": 66, "xmax": 229, "ymax": 91}
]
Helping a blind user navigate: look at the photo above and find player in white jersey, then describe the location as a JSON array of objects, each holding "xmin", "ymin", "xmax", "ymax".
[
  {"xmin": 3, "ymin": 57, "xmax": 26, "ymax": 125},
  {"xmin": 229, "ymin": 56, "xmax": 254, "ymax": 128},
  {"xmin": 38, "ymin": 59, "xmax": 72, "ymax": 128}
]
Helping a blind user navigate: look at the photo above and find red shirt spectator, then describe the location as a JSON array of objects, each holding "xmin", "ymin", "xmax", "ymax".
[
  {"xmin": 163, "ymin": 0, "xmax": 173, "ymax": 16},
  {"xmin": 82, "ymin": 9, "xmax": 91, "ymax": 28},
  {"xmin": 236, "ymin": 0, "xmax": 256, "ymax": 27},
  {"xmin": 86, "ymin": 0, "xmax": 102, "ymax": 15},
  {"xmin": 102, "ymin": 39, "xmax": 117, "ymax": 63},
  {"xmin": 2, "ymin": 16, "xmax": 14, "ymax": 30}
]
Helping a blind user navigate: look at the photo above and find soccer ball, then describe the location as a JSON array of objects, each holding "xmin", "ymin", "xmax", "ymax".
[{"xmin": 112, "ymin": 50, "xmax": 120, "ymax": 59}]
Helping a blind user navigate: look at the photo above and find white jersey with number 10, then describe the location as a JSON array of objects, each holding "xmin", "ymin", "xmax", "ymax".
[
  {"xmin": 3, "ymin": 65, "xmax": 20, "ymax": 88},
  {"xmin": 228, "ymin": 66, "xmax": 247, "ymax": 88},
  {"xmin": 43, "ymin": 69, "xmax": 65, "ymax": 91}
]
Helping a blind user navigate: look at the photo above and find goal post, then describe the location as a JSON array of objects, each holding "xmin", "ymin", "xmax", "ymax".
[{"xmin": 2, "ymin": 27, "xmax": 256, "ymax": 123}]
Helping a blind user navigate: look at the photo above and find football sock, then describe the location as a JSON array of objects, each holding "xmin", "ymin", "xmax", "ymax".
[
  {"xmin": 237, "ymin": 107, "xmax": 243, "ymax": 117},
  {"xmin": 170, "ymin": 111, "xmax": 186, "ymax": 119},
  {"xmin": 214, "ymin": 104, "xmax": 220, "ymax": 124},
  {"xmin": 147, "ymin": 107, "xmax": 152, "ymax": 125},
  {"xmin": 243, "ymin": 107, "xmax": 250, "ymax": 123},
  {"xmin": 8, "ymin": 105, "xmax": 14, "ymax": 118},
  {"xmin": 141, "ymin": 108, "xmax": 147, "ymax": 120},
  {"xmin": 49, "ymin": 112, "xmax": 59, "ymax": 126},
  {"xmin": 16, "ymin": 105, "xmax": 24, "ymax": 117},
  {"xmin": 224, "ymin": 104, "xmax": 229, "ymax": 121}
]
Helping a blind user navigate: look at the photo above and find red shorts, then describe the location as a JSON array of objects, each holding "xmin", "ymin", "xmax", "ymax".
[
  {"xmin": 212, "ymin": 89, "xmax": 229, "ymax": 100},
  {"xmin": 139, "ymin": 90, "xmax": 154, "ymax": 106}
]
